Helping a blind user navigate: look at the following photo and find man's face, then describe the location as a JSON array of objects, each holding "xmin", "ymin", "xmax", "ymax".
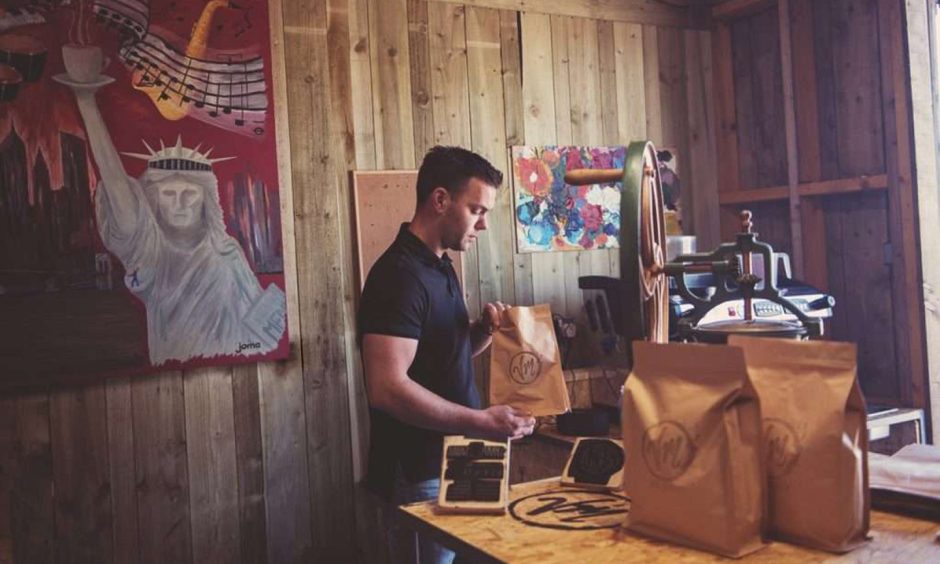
[
  {"xmin": 441, "ymin": 177, "xmax": 497, "ymax": 252},
  {"xmin": 157, "ymin": 179, "xmax": 205, "ymax": 230}
]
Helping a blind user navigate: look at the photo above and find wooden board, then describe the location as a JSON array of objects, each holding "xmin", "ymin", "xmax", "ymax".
[
  {"xmin": 400, "ymin": 478, "xmax": 940, "ymax": 563},
  {"xmin": 132, "ymin": 373, "xmax": 192, "ymax": 564},
  {"xmin": 824, "ymin": 192, "xmax": 899, "ymax": 404},
  {"xmin": 830, "ymin": 0, "xmax": 884, "ymax": 177},
  {"xmin": 684, "ymin": 30, "xmax": 721, "ymax": 250},
  {"xmin": 11, "ymin": 395, "xmax": 54, "ymax": 564},
  {"xmin": 183, "ymin": 368, "xmax": 240, "ymax": 564},
  {"xmin": 522, "ymin": 12, "xmax": 567, "ymax": 317},
  {"xmin": 231, "ymin": 364, "xmax": 268, "ymax": 564},
  {"xmin": 50, "ymin": 385, "xmax": 112, "ymax": 564},
  {"xmin": 431, "ymin": 0, "xmax": 697, "ymax": 28},
  {"xmin": 500, "ymin": 9, "xmax": 535, "ymax": 307},
  {"xmin": 900, "ymin": 0, "xmax": 940, "ymax": 431},
  {"xmin": 352, "ymin": 170, "xmax": 465, "ymax": 289}
]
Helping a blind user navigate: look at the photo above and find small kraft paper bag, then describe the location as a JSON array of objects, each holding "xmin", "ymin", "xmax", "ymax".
[
  {"xmin": 623, "ymin": 341, "xmax": 765, "ymax": 558},
  {"xmin": 489, "ymin": 304, "xmax": 570, "ymax": 416},
  {"xmin": 729, "ymin": 336, "xmax": 869, "ymax": 553}
]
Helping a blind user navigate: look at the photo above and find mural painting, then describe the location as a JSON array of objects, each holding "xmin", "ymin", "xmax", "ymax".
[{"xmin": 0, "ymin": 0, "xmax": 288, "ymax": 386}]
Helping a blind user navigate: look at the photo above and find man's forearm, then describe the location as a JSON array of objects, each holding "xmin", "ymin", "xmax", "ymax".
[
  {"xmin": 372, "ymin": 377, "xmax": 485, "ymax": 435},
  {"xmin": 469, "ymin": 320, "xmax": 492, "ymax": 357}
]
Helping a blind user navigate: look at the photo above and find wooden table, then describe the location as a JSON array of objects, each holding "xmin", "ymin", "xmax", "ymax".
[{"xmin": 398, "ymin": 478, "xmax": 940, "ymax": 563}]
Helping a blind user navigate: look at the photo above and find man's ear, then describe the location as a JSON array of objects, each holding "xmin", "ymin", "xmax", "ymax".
[{"xmin": 430, "ymin": 187, "xmax": 450, "ymax": 213}]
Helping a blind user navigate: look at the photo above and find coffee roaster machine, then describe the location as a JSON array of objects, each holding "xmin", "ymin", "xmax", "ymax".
[{"xmin": 565, "ymin": 141, "xmax": 836, "ymax": 367}]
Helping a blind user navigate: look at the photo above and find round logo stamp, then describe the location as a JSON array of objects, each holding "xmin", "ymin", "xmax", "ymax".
[
  {"xmin": 763, "ymin": 418, "xmax": 801, "ymax": 478},
  {"xmin": 641, "ymin": 421, "xmax": 696, "ymax": 481},
  {"xmin": 508, "ymin": 489, "xmax": 629, "ymax": 530},
  {"xmin": 509, "ymin": 351, "xmax": 541, "ymax": 385}
]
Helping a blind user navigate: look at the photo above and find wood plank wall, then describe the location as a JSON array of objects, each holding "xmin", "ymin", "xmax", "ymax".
[
  {"xmin": 0, "ymin": 1, "xmax": 716, "ymax": 563},
  {"xmin": 714, "ymin": 0, "xmax": 928, "ymax": 411}
]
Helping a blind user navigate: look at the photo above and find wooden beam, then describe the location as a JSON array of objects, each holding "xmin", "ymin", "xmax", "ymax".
[
  {"xmin": 712, "ymin": 0, "xmax": 775, "ymax": 20},
  {"xmin": 778, "ymin": 0, "xmax": 804, "ymax": 278},
  {"xmin": 719, "ymin": 186, "xmax": 790, "ymax": 204},
  {"xmin": 717, "ymin": 175, "xmax": 889, "ymax": 204},
  {"xmin": 431, "ymin": 0, "xmax": 701, "ymax": 28},
  {"xmin": 897, "ymin": 0, "xmax": 939, "ymax": 425}
]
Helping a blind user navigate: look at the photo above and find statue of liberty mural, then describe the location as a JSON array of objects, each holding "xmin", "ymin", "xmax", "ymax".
[{"xmin": 57, "ymin": 75, "xmax": 286, "ymax": 365}]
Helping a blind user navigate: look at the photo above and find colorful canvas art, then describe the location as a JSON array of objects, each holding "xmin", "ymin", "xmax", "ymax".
[
  {"xmin": 0, "ymin": 0, "xmax": 288, "ymax": 387},
  {"xmin": 512, "ymin": 145, "xmax": 626, "ymax": 253}
]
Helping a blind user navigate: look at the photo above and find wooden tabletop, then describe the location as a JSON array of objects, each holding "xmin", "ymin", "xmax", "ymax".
[{"xmin": 398, "ymin": 478, "xmax": 940, "ymax": 563}]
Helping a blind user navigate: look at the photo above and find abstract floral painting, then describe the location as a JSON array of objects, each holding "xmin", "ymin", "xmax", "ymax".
[{"xmin": 512, "ymin": 145, "xmax": 626, "ymax": 253}]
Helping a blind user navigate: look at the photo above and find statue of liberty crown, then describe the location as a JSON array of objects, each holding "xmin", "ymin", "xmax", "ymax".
[{"xmin": 122, "ymin": 136, "xmax": 235, "ymax": 172}]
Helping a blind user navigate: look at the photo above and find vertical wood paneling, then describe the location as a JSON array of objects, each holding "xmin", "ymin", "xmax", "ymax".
[
  {"xmin": 370, "ymin": 0, "xmax": 416, "ymax": 169},
  {"xmin": 731, "ymin": 18, "xmax": 758, "ymax": 188},
  {"xmin": 183, "ymin": 369, "xmax": 240, "ymax": 564},
  {"xmin": 429, "ymin": 3, "xmax": 472, "ymax": 150},
  {"xmin": 0, "ymin": 397, "xmax": 14, "ymax": 562},
  {"xmin": 901, "ymin": 0, "xmax": 940, "ymax": 427},
  {"xmin": 713, "ymin": 23, "xmax": 739, "ymax": 193},
  {"xmin": 500, "ymin": 10, "xmax": 535, "ymax": 307},
  {"xmin": 881, "ymin": 0, "xmax": 926, "ymax": 409},
  {"xmin": 408, "ymin": 0, "xmax": 435, "ymax": 160},
  {"xmin": 597, "ymin": 20, "xmax": 621, "ymax": 276},
  {"xmin": 685, "ymin": 30, "xmax": 720, "ymax": 251},
  {"xmin": 550, "ymin": 15, "xmax": 581, "ymax": 319},
  {"xmin": 261, "ymin": 1, "xmax": 314, "ymax": 561},
  {"xmin": 132, "ymin": 374, "xmax": 191, "ymax": 564},
  {"xmin": 350, "ymin": 0, "xmax": 377, "ymax": 168},
  {"xmin": 283, "ymin": 1, "xmax": 356, "ymax": 560},
  {"xmin": 642, "ymin": 26, "xmax": 663, "ymax": 145},
  {"xmin": 790, "ymin": 0, "xmax": 828, "ymax": 291},
  {"xmin": 812, "ymin": 0, "xmax": 842, "ymax": 181},
  {"xmin": 750, "ymin": 7, "xmax": 787, "ymax": 187},
  {"xmin": 11, "ymin": 395, "xmax": 54, "ymax": 564},
  {"xmin": 105, "ymin": 377, "xmax": 138, "ymax": 564},
  {"xmin": 231, "ymin": 365, "xmax": 267, "ymax": 564},
  {"xmin": 791, "ymin": 0, "xmax": 821, "ymax": 183},
  {"xmin": 50, "ymin": 385, "xmax": 112, "ymax": 564},
  {"xmin": 521, "ymin": 13, "xmax": 565, "ymax": 316},
  {"xmin": 831, "ymin": 0, "xmax": 884, "ymax": 176},
  {"xmin": 825, "ymin": 194, "xmax": 899, "ymax": 402},
  {"xmin": 614, "ymin": 23, "xmax": 647, "ymax": 147}
]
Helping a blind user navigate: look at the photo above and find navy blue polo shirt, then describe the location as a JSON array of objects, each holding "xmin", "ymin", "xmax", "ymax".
[{"xmin": 358, "ymin": 223, "xmax": 480, "ymax": 498}]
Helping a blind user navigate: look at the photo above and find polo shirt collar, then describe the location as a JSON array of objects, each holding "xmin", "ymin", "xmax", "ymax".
[{"xmin": 397, "ymin": 223, "xmax": 453, "ymax": 269}]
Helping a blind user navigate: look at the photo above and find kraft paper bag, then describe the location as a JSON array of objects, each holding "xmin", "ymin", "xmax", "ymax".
[
  {"xmin": 489, "ymin": 304, "xmax": 570, "ymax": 417},
  {"xmin": 623, "ymin": 341, "xmax": 765, "ymax": 558},
  {"xmin": 729, "ymin": 336, "xmax": 870, "ymax": 553}
]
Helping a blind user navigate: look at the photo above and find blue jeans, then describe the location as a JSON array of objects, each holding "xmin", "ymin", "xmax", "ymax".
[{"xmin": 388, "ymin": 469, "xmax": 455, "ymax": 564}]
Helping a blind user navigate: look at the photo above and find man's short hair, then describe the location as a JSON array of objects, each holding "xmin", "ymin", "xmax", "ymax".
[{"xmin": 415, "ymin": 146, "xmax": 503, "ymax": 207}]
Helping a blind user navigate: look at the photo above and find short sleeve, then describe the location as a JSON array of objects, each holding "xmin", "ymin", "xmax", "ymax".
[{"xmin": 358, "ymin": 261, "xmax": 429, "ymax": 340}]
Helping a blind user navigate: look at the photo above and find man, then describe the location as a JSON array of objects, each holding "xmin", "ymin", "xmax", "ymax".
[
  {"xmin": 66, "ymin": 78, "xmax": 286, "ymax": 365},
  {"xmin": 359, "ymin": 146, "xmax": 535, "ymax": 563}
]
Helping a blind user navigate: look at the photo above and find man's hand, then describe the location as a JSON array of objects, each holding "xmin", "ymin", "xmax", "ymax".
[
  {"xmin": 480, "ymin": 301, "xmax": 511, "ymax": 335},
  {"xmin": 476, "ymin": 405, "xmax": 536, "ymax": 440}
]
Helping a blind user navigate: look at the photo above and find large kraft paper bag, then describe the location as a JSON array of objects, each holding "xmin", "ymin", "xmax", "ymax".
[
  {"xmin": 729, "ymin": 336, "xmax": 869, "ymax": 553},
  {"xmin": 623, "ymin": 341, "xmax": 765, "ymax": 558},
  {"xmin": 489, "ymin": 304, "xmax": 570, "ymax": 416}
]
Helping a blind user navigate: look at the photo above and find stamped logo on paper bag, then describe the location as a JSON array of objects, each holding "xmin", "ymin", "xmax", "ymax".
[
  {"xmin": 764, "ymin": 418, "xmax": 801, "ymax": 478},
  {"xmin": 509, "ymin": 351, "xmax": 541, "ymax": 385},
  {"xmin": 642, "ymin": 421, "xmax": 696, "ymax": 481}
]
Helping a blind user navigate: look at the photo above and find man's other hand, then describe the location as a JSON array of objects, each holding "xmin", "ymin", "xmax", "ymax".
[
  {"xmin": 481, "ymin": 301, "xmax": 511, "ymax": 335},
  {"xmin": 478, "ymin": 405, "xmax": 536, "ymax": 440}
]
